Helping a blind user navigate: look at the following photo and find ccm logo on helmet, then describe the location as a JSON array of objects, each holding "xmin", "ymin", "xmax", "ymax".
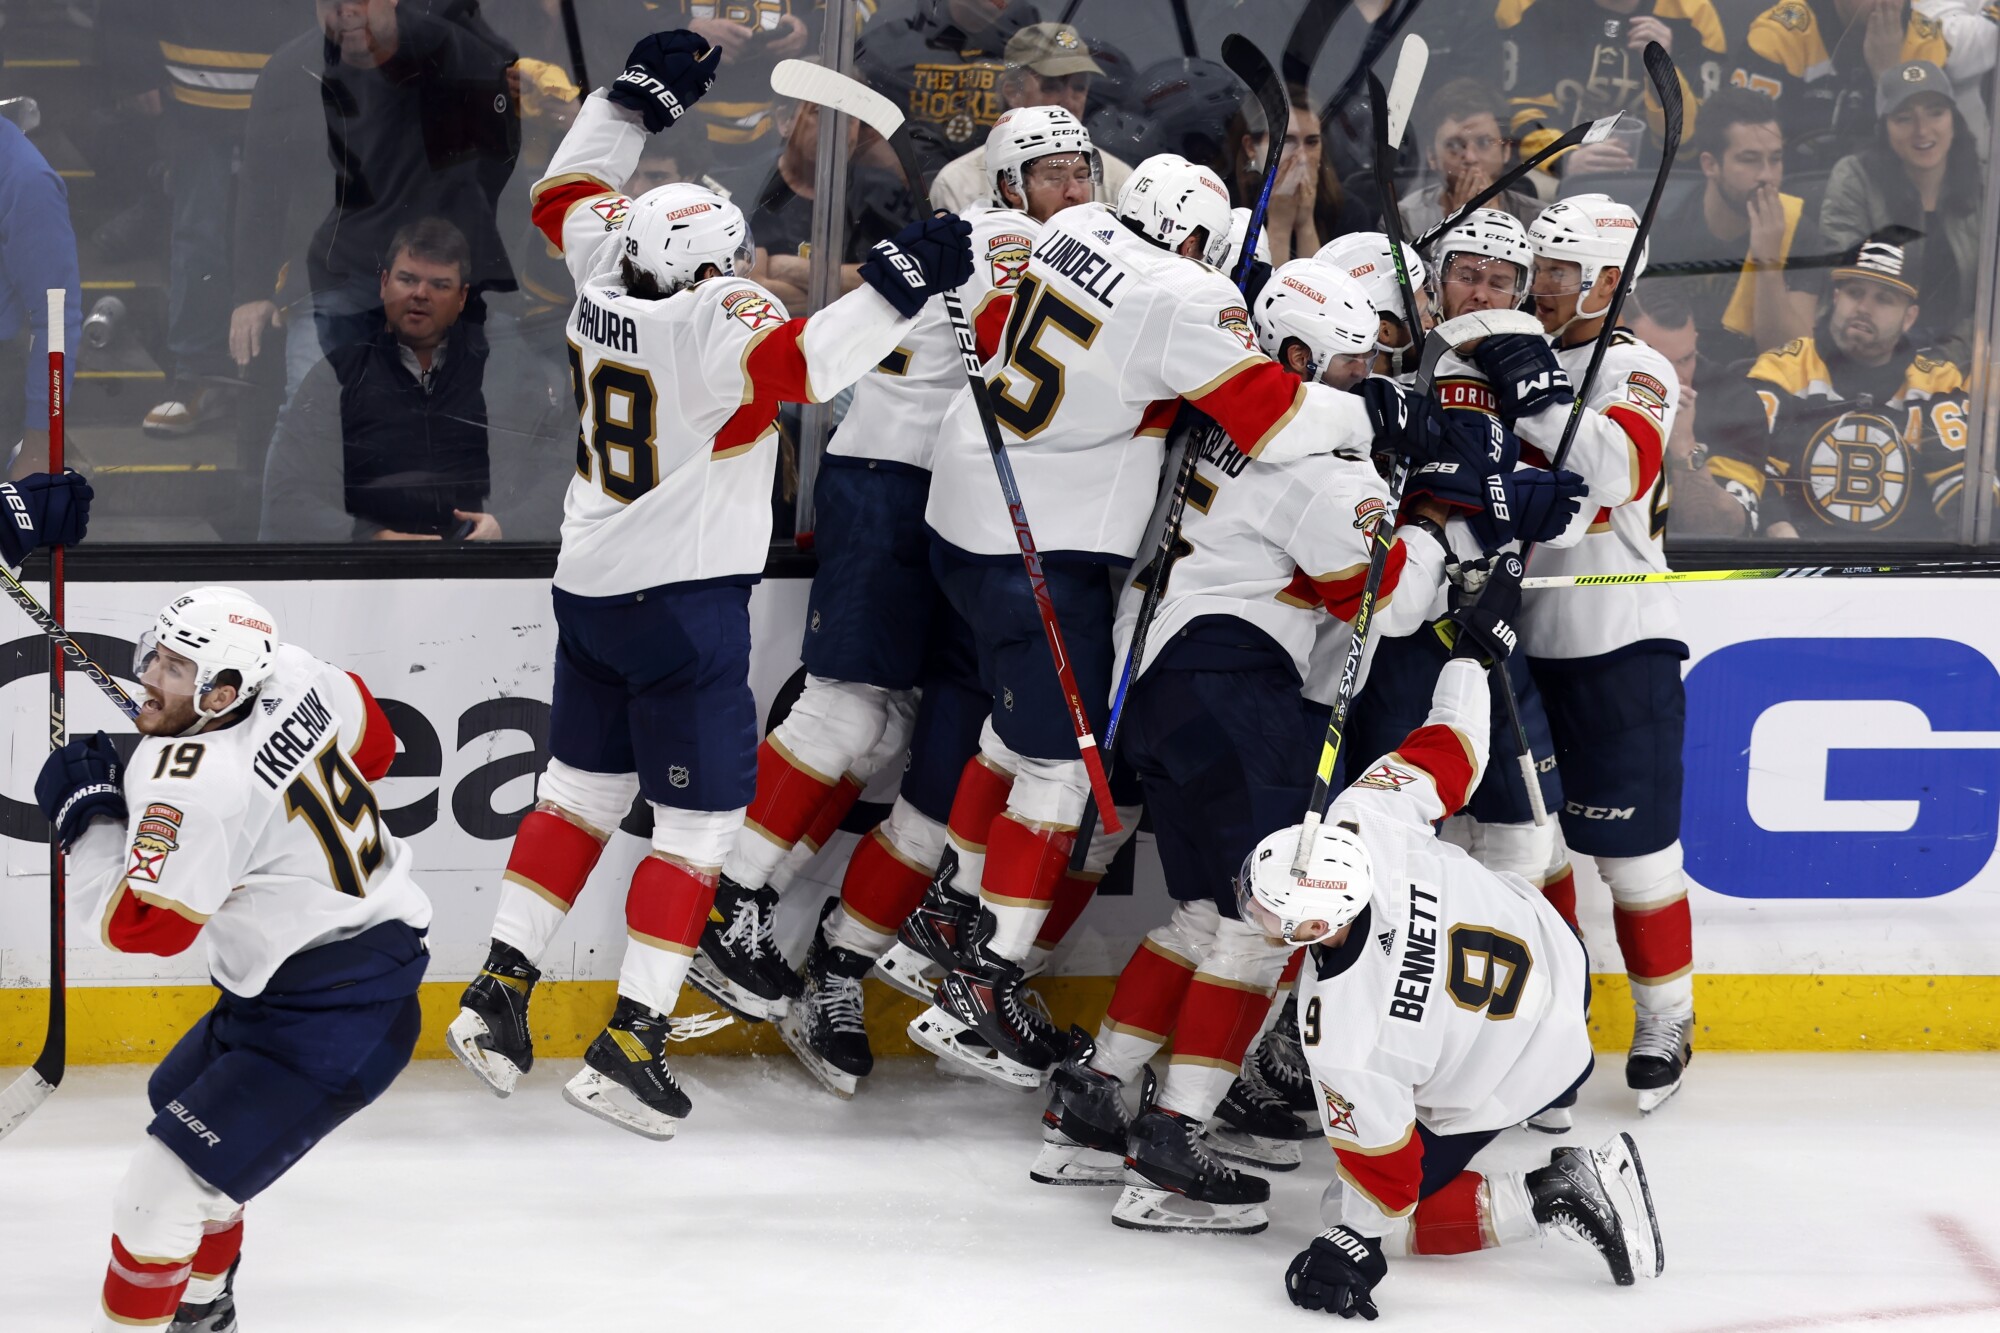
[{"xmin": 229, "ymin": 614, "xmax": 273, "ymax": 634}]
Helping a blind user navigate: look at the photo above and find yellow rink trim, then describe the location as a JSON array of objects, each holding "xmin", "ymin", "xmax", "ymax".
[{"xmin": 3, "ymin": 974, "xmax": 1998, "ymax": 1065}]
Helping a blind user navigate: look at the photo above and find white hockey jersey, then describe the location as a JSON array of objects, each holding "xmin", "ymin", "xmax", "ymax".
[
  {"xmin": 1112, "ymin": 423, "xmax": 1449, "ymax": 690},
  {"xmin": 1298, "ymin": 658, "xmax": 1592, "ymax": 1238},
  {"xmin": 68, "ymin": 645, "xmax": 431, "ymax": 998},
  {"xmin": 830, "ymin": 206, "xmax": 1038, "ymax": 472},
  {"xmin": 1513, "ymin": 330, "xmax": 1684, "ymax": 659},
  {"xmin": 925, "ymin": 201, "xmax": 1381, "ymax": 563},
  {"xmin": 529, "ymin": 94, "xmax": 920, "ymax": 598}
]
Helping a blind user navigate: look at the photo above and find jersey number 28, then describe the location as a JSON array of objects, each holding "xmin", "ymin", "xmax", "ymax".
[
  {"xmin": 285, "ymin": 741, "xmax": 386, "ymax": 898},
  {"xmin": 568, "ymin": 343, "xmax": 660, "ymax": 504}
]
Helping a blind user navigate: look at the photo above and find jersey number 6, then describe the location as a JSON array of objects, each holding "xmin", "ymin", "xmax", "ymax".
[
  {"xmin": 285, "ymin": 741, "xmax": 387, "ymax": 898},
  {"xmin": 568, "ymin": 343, "xmax": 661, "ymax": 504}
]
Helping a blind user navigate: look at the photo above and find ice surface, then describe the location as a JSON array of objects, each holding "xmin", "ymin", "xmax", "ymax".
[{"xmin": 3, "ymin": 1053, "xmax": 1998, "ymax": 1331}]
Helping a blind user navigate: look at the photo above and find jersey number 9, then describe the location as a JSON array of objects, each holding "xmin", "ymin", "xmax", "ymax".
[
  {"xmin": 285, "ymin": 741, "xmax": 387, "ymax": 898},
  {"xmin": 568, "ymin": 344, "xmax": 661, "ymax": 504}
]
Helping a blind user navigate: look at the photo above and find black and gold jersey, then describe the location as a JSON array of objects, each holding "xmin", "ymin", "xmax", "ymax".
[
  {"xmin": 1728, "ymin": 0, "xmax": 1950, "ymax": 136},
  {"xmin": 1502, "ymin": 0, "xmax": 1726, "ymax": 162}
]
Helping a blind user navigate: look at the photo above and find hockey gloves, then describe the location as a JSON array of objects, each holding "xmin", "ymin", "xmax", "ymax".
[
  {"xmin": 36, "ymin": 731, "xmax": 126, "ymax": 849},
  {"xmin": 0, "ymin": 468, "xmax": 92, "ymax": 567},
  {"xmin": 1357, "ymin": 378, "xmax": 1439, "ymax": 465},
  {"xmin": 1401, "ymin": 411, "xmax": 1517, "ymax": 514},
  {"xmin": 1448, "ymin": 553, "xmax": 1526, "ymax": 667},
  {"xmin": 860, "ymin": 213, "xmax": 975, "ymax": 319},
  {"xmin": 608, "ymin": 30, "xmax": 723, "ymax": 132},
  {"xmin": 1468, "ymin": 467, "xmax": 1588, "ymax": 552},
  {"xmin": 1285, "ymin": 1226, "xmax": 1387, "ymax": 1319},
  {"xmin": 1471, "ymin": 333, "xmax": 1573, "ymax": 422}
]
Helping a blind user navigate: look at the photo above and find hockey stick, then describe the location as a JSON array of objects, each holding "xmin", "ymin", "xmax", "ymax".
[
  {"xmin": 0, "ymin": 566, "xmax": 140, "ymax": 718},
  {"xmin": 557, "ymin": 0, "xmax": 591, "ymax": 94},
  {"xmin": 1524, "ymin": 561, "xmax": 2000, "ymax": 587},
  {"xmin": 1412, "ymin": 113, "xmax": 1626, "ymax": 252},
  {"xmin": 1292, "ymin": 38, "xmax": 1432, "ymax": 875},
  {"xmin": 2, "ymin": 289, "xmax": 69, "ymax": 1143},
  {"xmin": 769, "ymin": 59, "xmax": 1122, "ymax": 835}
]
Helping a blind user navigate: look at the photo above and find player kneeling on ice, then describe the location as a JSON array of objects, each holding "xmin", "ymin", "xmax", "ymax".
[
  {"xmin": 35, "ymin": 588, "xmax": 428, "ymax": 1333},
  {"xmin": 444, "ymin": 30, "xmax": 974, "ymax": 1139},
  {"xmin": 1241, "ymin": 560, "xmax": 1662, "ymax": 1319}
]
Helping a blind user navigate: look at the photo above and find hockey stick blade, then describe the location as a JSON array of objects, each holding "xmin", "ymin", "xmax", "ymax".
[
  {"xmin": 770, "ymin": 60, "xmax": 904, "ymax": 141},
  {"xmin": 0, "ymin": 1069, "xmax": 55, "ymax": 1143},
  {"xmin": 1383, "ymin": 35, "xmax": 1428, "ymax": 150}
]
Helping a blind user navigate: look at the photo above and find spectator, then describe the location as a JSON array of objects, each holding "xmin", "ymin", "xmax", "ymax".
[
  {"xmin": 1731, "ymin": 0, "xmax": 1952, "ymax": 146},
  {"xmin": 1650, "ymin": 88, "xmax": 1822, "ymax": 373},
  {"xmin": 855, "ymin": 0, "xmax": 1034, "ymax": 181},
  {"xmin": 1398, "ymin": 77, "xmax": 1542, "ymax": 243},
  {"xmin": 1625, "ymin": 284, "xmax": 1751, "ymax": 536},
  {"xmin": 747, "ymin": 90, "xmax": 909, "ymax": 308},
  {"xmin": 1226, "ymin": 84, "xmax": 1371, "ymax": 262},
  {"xmin": 100, "ymin": 0, "xmax": 300, "ymax": 439},
  {"xmin": 1820, "ymin": 61, "xmax": 1980, "ymax": 365},
  {"xmin": 1710, "ymin": 233, "xmax": 1971, "ymax": 539},
  {"xmin": 929, "ymin": 22, "xmax": 1133, "ymax": 211},
  {"xmin": 0, "ymin": 114, "xmax": 81, "ymax": 477},
  {"xmin": 260, "ymin": 219, "xmax": 503, "ymax": 542},
  {"xmin": 231, "ymin": 0, "xmax": 520, "ymax": 409}
]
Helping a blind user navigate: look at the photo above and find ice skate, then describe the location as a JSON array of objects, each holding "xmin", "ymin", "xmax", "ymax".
[
  {"xmin": 1628, "ymin": 1010, "xmax": 1694, "ymax": 1113},
  {"xmin": 169, "ymin": 1256, "xmax": 237, "ymax": 1332},
  {"xmin": 562, "ymin": 998, "xmax": 694, "ymax": 1140},
  {"xmin": 779, "ymin": 904, "xmax": 875, "ymax": 1098},
  {"xmin": 913, "ymin": 930, "xmax": 1061, "ymax": 1090},
  {"xmin": 1528, "ymin": 1132, "xmax": 1664, "ymax": 1285},
  {"xmin": 1526, "ymin": 1084, "xmax": 1578, "ymax": 1134},
  {"xmin": 1247, "ymin": 995, "xmax": 1316, "ymax": 1119},
  {"xmin": 1113, "ymin": 1105, "xmax": 1271, "ymax": 1234},
  {"xmin": 1208, "ymin": 1061, "xmax": 1312, "ymax": 1171},
  {"xmin": 872, "ymin": 940, "xmax": 945, "ymax": 1001},
  {"xmin": 1029, "ymin": 1031, "xmax": 1131, "ymax": 1186},
  {"xmin": 689, "ymin": 875, "xmax": 792, "ymax": 1022},
  {"xmin": 446, "ymin": 941, "xmax": 539, "ymax": 1097}
]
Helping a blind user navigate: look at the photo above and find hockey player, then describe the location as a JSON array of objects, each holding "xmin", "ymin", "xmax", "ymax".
[
  {"xmin": 1315, "ymin": 232, "xmax": 1434, "ymax": 377},
  {"xmin": 1255, "ymin": 560, "xmax": 1664, "ymax": 1319},
  {"xmin": 444, "ymin": 31, "xmax": 974, "ymax": 1138},
  {"xmin": 1029, "ymin": 258, "xmax": 1481, "ymax": 1232},
  {"xmin": 1467, "ymin": 193, "xmax": 1694, "ymax": 1111},
  {"xmin": 697, "ymin": 106, "xmax": 1096, "ymax": 1040},
  {"xmin": 907, "ymin": 153, "xmax": 1442, "ymax": 1089},
  {"xmin": 34, "ymin": 587, "xmax": 427, "ymax": 1333}
]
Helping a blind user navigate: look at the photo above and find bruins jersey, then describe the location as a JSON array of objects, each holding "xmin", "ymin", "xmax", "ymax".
[
  {"xmin": 1730, "ymin": 0, "xmax": 1951, "ymax": 136},
  {"xmin": 1719, "ymin": 336, "xmax": 1972, "ymax": 536},
  {"xmin": 1503, "ymin": 0, "xmax": 1725, "ymax": 161}
]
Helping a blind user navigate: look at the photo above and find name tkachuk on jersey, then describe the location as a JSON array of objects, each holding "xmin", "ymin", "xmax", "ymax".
[
  {"xmin": 1295, "ymin": 660, "xmax": 1592, "ymax": 1236},
  {"xmin": 66, "ymin": 645, "xmax": 430, "ymax": 999}
]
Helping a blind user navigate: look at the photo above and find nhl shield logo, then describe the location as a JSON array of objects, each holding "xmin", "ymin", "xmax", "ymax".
[
  {"xmin": 1001, "ymin": 687, "xmax": 1016, "ymax": 712},
  {"xmin": 669, "ymin": 765, "xmax": 691, "ymax": 789}
]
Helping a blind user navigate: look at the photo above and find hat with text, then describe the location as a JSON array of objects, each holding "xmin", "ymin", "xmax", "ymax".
[
  {"xmin": 1877, "ymin": 60, "xmax": 1953, "ymax": 119},
  {"xmin": 1832, "ymin": 230, "xmax": 1919, "ymax": 299},
  {"xmin": 1006, "ymin": 23, "xmax": 1105, "ymax": 79}
]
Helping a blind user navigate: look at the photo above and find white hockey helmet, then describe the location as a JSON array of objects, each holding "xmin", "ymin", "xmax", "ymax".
[
  {"xmin": 619, "ymin": 181, "xmax": 754, "ymax": 293},
  {"xmin": 1253, "ymin": 258, "xmax": 1376, "ymax": 381},
  {"xmin": 1434, "ymin": 207, "xmax": 1533, "ymax": 302},
  {"xmin": 985, "ymin": 104, "xmax": 1099, "ymax": 207},
  {"xmin": 1237, "ymin": 819, "xmax": 1373, "ymax": 946},
  {"xmin": 1316, "ymin": 231, "xmax": 1427, "ymax": 322},
  {"xmin": 1529, "ymin": 193, "xmax": 1645, "ymax": 319},
  {"xmin": 137, "ymin": 586, "xmax": 280, "ymax": 725},
  {"xmin": 1220, "ymin": 206, "xmax": 1276, "ymax": 274},
  {"xmin": 1117, "ymin": 152, "xmax": 1234, "ymax": 268}
]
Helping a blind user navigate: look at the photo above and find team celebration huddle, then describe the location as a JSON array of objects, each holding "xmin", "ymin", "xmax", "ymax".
[{"xmin": 9, "ymin": 4, "xmax": 1778, "ymax": 1325}]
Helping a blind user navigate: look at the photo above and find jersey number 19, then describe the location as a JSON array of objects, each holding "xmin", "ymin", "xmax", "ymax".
[{"xmin": 285, "ymin": 741, "xmax": 387, "ymax": 898}]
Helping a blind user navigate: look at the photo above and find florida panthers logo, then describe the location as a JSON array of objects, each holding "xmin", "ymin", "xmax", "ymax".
[
  {"xmin": 590, "ymin": 196, "xmax": 631, "ymax": 230},
  {"xmin": 987, "ymin": 234, "xmax": 1032, "ymax": 290},
  {"xmin": 128, "ymin": 803, "xmax": 184, "ymax": 883},
  {"xmin": 1218, "ymin": 306, "xmax": 1256, "ymax": 351},
  {"xmin": 721, "ymin": 289, "xmax": 785, "ymax": 332},
  {"xmin": 1321, "ymin": 1084, "xmax": 1358, "ymax": 1136}
]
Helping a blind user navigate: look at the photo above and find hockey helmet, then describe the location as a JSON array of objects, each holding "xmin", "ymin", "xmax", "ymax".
[
  {"xmin": 1433, "ymin": 207, "xmax": 1533, "ymax": 305},
  {"xmin": 1253, "ymin": 258, "xmax": 1376, "ymax": 383},
  {"xmin": 620, "ymin": 181, "xmax": 754, "ymax": 294},
  {"xmin": 1117, "ymin": 152, "xmax": 1234, "ymax": 268},
  {"xmin": 137, "ymin": 586, "xmax": 280, "ymax": 726},
  {"xmin": 985, "ymin": 105, "xmax": 1099, "ymax": 208},
  {"xmin": 1220, "ymin": 206, "xmax": 1276, "ymax": 275},
  {"xmin": 1316, "ymin": 231, "xmax": 1428, "ymax": 323},
  {"xmin": 1529, "ymin": 194, "xmax": 1645, "ymax": 320},
  {"xmin": 1237, "ymin": 819, "xmax": 1373, "ymax": 946}
]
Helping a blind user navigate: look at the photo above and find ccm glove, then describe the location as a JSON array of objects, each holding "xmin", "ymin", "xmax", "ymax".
[
  {"xmin": 1403, "ymin": 412, "xmax": 1518, "ymax": 513},
  {"xmin": 1471, "ymin": 333, "xmax": 1574, "ymax": 422},
  {"xmin": 0, "ymin": 469, "xmax": 92, "ymax": 567},
  {"xmin": 1447, "ymin": 553, "xmax": 1526, "ymax": 666},
  {"xmin": 607, "ymin": 30, "xmax": 722, "ymax": 132},
  {"xmin": 35, "ymin": 731, "xmax": 126, "ymax": 849},
  {"xmin": 1467, "ymin": 466, "xmax": 1588, "ymax": 551},
  {"xmin": 1285, "ymin": 1226, "xmax": 1387, "ymax": 1319},
  {"xmin": 859, "ymin": 212, "xmax": 975, "ymax": 318}
]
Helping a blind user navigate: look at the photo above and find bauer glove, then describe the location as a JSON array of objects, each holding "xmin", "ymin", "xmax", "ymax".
[
  {"xmin": 859, "ymin": 213, "xmax": 975, "ymax": 319},
  {"xmin": 607, "ymin": 30, "xmax": 722, "ymax": 132},
  {"xmin": 0, "ymin": 468, "xmax": 92, "ymax": 567}
]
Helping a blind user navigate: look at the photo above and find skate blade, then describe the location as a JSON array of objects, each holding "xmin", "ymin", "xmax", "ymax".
[
  {"xmin": 560, "ymin": 1067, "xmax": 681, "ymax": 1142},
  {"xmin": 687, "ymin": 954, "xmax": 784, "ymax": 1023},
  {"xmin": 907, "ymin": 1007, "xmax": 1047, "ymax": 1091},
  {"xmin": 446, "ymin": 1010, "xmax": 523, "ymax": 1098},
  {"xmin": 1206, "ymin": 1126, "xmax": 1303, "ymax": 1172},
  {"xmin": 777, "ymin": 1008, "xmax": 861, "ymax": 1099},
  {"xmin": 1110, "ymin": 1185, "xmax": 1268, "ymax": 1235},
  {"xmin": 1598, "ymin": 1132, "xmax": 1665, "ymax": 1280},
  {"xmin": 1029, "ymin": 1139, "xmax": 1124, "ymax": 1186},
  {"xmin": 1635, "ymin": 1077, "xmax": 1683, "ymax": 1115},
  {"xmin": 1524, "ymin": 1106, "xmax": 1574, "ymax": 1134},
  {"xmin": 872, "ymin": 943, "xmax": 942, "ymax": 1001}
]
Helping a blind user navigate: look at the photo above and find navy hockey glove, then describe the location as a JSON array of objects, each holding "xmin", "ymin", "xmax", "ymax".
[
  {"xmin": 1403, "ymin": 412, "xmax": 1518, "ymax": 514},
  {"xmin": 1467, "ymin": 467, "xmax": 1588, "ymax": 551},
  {"xmin": 1472, "ymin": 333, "xmax": 1573, "ymax": 422},
  {"xmin": 607, "ymin": 30, "xmax": 722, "ymax": 132},
  {"xmin": 859, "ymin": 213, "xmax": 975, "ymax": 319},
  {"xmin": 1357, "ymin": 378, "xmax": 1435, "ymax": 463},
  {"xmin": 1448, "ymin": 553, "xmax": 1526, "ymax": 666},
  {"xmin": 0, "ymin": 468, "xmax": 92, "ymax": 567},
  {"xmin": 1286, "ymin": 1226, "xmax": 1387, "ymax": 1319},
  {"xmin": 35, "ymin": 731, "xmax": 126, "ymax": 849}
]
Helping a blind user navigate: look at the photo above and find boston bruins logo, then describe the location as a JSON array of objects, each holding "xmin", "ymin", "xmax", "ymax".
[{"xmin": 1802, "ymin": 410, "xmax": 1910, "ymax": 530}]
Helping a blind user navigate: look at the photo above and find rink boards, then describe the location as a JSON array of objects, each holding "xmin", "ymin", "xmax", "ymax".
[{"xmin": 4, "ymin": 575, "xmax": 1998, "ymax": 1062}]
